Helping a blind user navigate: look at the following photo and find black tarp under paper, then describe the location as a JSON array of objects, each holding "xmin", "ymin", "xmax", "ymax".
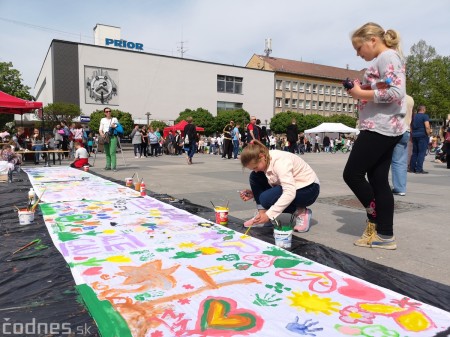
[{"xmin": 1, "ymin": 171, "xmax": 450, "ymax": 337}]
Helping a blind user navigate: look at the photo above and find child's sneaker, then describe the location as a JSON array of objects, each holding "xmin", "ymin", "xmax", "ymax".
[
  {"xmin": 353, "ymin": 221, "xmax": 397, "ymax": 250},
  {"xmin": 294, "ymin": 208, "xmax": 312, "ymax": 232}
]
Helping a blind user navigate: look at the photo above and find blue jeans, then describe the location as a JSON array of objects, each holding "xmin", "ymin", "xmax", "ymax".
[
  {"xmin": 32, "ymin": 145, "xmax": 42, "ymax": 163},
  {"xmin": 232, "ymin": 139, "xmax": 239, "ymax": 159},
  {"xmin": 249, "ymin": 171, "xmax": 320, "ymax": 213},
  {"xmin": 185, "ymin": 142, "xmax": 196, "ymax": 159},
  {"xmin": 410, "ymin": 136, "xmax": 428, "ymax": 172},
  {"xmin": 391, "ymin": 131, "xmax": 409, "ymax": 193}
]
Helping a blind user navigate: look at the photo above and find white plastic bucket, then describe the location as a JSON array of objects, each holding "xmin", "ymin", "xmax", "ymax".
[
  {"xmin": 18, "ymin": 210, "xmax": 35, "ymax": 225},
  {"xmin": 125, "ymin": 177, "xmax": 133, "ymax": 187},
  {"xmin": 274, "ymin": 228, "xmax": 293, "ymax": 249}
]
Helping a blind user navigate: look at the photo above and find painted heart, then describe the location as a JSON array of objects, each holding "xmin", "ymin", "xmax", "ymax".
[
  {"xmin": 338, "ymin": 278, "xmax": 386, "ymax": 301},
  {"xmin": 197, "ymin": 297, "xmax": 262, "ymax": 333}
]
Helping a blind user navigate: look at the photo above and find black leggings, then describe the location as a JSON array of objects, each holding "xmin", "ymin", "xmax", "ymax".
[{"xmin": 343, "ymin": 130, "xmax": 401, "ymax": 236}]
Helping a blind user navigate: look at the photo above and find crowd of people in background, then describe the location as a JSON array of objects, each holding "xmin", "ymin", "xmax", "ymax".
[{"xmin": 1, "ymin": 113, "xmax": 449, "ymax": 170}]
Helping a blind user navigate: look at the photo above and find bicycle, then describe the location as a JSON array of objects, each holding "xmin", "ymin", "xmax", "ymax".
[{"xmin": 331, "ymin": 144, "xmax": 349, "ymax": 154}]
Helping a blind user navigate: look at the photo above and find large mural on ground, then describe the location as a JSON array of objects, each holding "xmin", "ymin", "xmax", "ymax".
[{"xmin": 25, "ymin": 167, "xmax": 450, "ymax": 337}]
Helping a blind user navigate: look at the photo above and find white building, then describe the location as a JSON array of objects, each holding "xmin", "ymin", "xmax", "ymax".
[{"xmin": 33, "ymin": 25, "xmax": 275, "ymax": 126}]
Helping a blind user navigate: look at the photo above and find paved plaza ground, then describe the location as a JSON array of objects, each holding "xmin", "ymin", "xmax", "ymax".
[{"xmin": 82, "ymin": 147, "xmax": 450, "ymax": 286}]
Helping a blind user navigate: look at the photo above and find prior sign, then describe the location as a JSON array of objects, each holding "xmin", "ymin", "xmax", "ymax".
[{"xmin": 105, "ymin": 38, "xmax": 144, "ymax": 51}]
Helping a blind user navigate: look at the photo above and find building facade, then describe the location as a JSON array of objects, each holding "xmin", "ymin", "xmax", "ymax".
[
  {"xmin": 246, "ymin": 54, "xmax": 364, "ymax": 117},
  {"xmin": 33, "ymin": 40, "xmax": 275, "ymax": 126}
]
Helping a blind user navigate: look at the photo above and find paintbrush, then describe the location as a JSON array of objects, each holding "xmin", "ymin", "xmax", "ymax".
[
  {"xmin": 244, "ymin": 226, "xmax": 252, "ymax": 236},
  {"xmin": 31, "ymin": 188, "xmax": 46, "ymax": 212},
  {"xmin": 14, "ymin": 205, "xmax": 21, "ymax": 212},
  {"xmin": 12, "ymin": 239, "xmax": 41, "ymax": 255},
  {"xmin": 226, "ymin": 200, "xmax": 229, "ymax": 209},
  {"xmin": 210, "ymin": 201, "xmax": 216, "ymax": 209}
]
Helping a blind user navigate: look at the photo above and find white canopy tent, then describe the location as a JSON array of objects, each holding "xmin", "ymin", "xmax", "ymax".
[{"xmin": 304, "ymin": 122, "xmax": 359, "ymax": 134}]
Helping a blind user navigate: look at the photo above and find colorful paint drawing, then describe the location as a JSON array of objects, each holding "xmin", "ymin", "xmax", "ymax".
[{"xmin": 25, "ymin": 169, "xmax": 450, "ymax": 337}]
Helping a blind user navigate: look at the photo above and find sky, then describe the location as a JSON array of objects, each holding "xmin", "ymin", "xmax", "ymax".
[{"xmin": 1, "ymin": 0, "xmax": 450, "ymax": 95}]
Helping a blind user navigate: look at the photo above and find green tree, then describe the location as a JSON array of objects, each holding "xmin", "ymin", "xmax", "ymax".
[
  {"xmin": 43, "ymin": 102, "xmax": 82, "ymax": 126},
  {"xmin": 176, "ymin": 107, "xmax": 216, "ymax": 135},
  {"xmin": 269, "ymin": 112, "xmax": 356, "ymax": 134},
  {"xmin": 406, "ymin": 40, "xmax": 450, "ymax": 119},
  {"xmin": 328, "ymin": 114, "xmax": 358, "ymax": 128},
  {"xmin": 89, "ymin": 109, "xmax": 134, "ymax": 136},
  {"xmin": 0, "ymin": 61, "xmax": 32, "ymax": 130},
  {"xmin": 149, "ymin": 120, "xmax": 168, "ymax": 132},
  {"xmin": 215, "ymin": 109, "xmax": 250, "ymax": 134},
  {"xmin": 0, "ymin": 62, "xmax": 32, "ymax": 99}
]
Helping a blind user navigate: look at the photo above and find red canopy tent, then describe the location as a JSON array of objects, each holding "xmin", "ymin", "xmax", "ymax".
[
  {"xmin": 0, "ymin": 91, "xmax": 43, "ymax": 114},
  {"xmin": 163, "ymin": 120, "xmax": 204, "ymax": 137}
]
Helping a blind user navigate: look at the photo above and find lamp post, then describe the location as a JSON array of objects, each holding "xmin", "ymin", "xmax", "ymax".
[{"xmin": 145, "ymin": 112, "xmax": 152, "ymax": 126}]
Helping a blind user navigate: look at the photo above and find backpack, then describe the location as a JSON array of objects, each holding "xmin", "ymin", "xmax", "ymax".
[{"xmin": 111, "ymin": 122, "xmax": 124, "ymax": 136}]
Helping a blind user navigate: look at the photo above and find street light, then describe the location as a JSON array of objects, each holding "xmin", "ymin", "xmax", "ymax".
[{"xmin": 145, "ymin": 112, "xmax": 152, "ymax": 126}]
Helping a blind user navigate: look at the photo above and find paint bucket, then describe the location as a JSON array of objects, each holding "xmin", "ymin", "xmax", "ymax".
[
  {"xmin": 273, "ymin": 228, "xmax": 293, "ymax": 249},
  {"xmin": 83, "ymin": 165, "xmax": 89, "ymax": 172},
  {"xmin": 125, "ymin": 177, "xmax": 133, "ymax": 187},
  {"xmin": 214, "ymin": 207, "xmax": 229, "ymax": 226},
  {"xmin": 134, "ymin": 181, "xmax": 141, "ymax": 192},
  {"xmin": 18, "ymin": 210, "xmax": 35, "ymax": 225}
]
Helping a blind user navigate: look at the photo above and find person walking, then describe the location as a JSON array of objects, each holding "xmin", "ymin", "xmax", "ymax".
[
  {"xmin": 409, "ymin": 105, "xmax": 431, "ymax": 174},
  {"xmin": 99, "ymin": 107, "xmax": 119, "ymax": 171},
  {"xmin": 445, "ymin": 122, "xmax": 450, "ymax": 169},
  {"xmin": 286, "ymin": 118, "xmax": 299, "ymax": 153},
  {"xmin": 130, "ymin": 125, "xmax": 143, "ymax": 158},
  {"xmin": 183, "ymin": 116, "xmax": 197, "ymax": 164},
  {"xmin": 343, "ymin": 22, "xmax": 406, "ymax": 250},
  {"xmin": 232, "ymin": 122, "xmax": 241, "ymax": 160},
  {"xmin": 391, "ymin": 95, "xmax": 414, "ymax": 195},
  {"xmin": 222, "ymin": 120, "xmax": 234, "ymax": 160},
  {"xmin": 246, "ymin": 116, "xmax": 259, "ymax": 144}
]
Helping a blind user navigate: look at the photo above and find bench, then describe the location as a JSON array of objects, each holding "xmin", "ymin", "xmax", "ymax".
[{"xmin": 16, "ymin": 150, "xmax": 70, "ymax": 166}]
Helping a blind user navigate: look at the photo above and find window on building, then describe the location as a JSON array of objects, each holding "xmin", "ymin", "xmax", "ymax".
[
  {"xmin": 331, "ymin": 86, "xmax": 336, "ymax": 96},
  {"xmin": 292, "ymin": 82, "xmax": 298, "ymax": 91},
  {"xmin": 292, "ymin": 99, "xmax": 297, "ymax": 108},
  {"xmin": 217, "ymin": 75, "xmax": 243, "ymax": 94},
  {"xmin": 337, "ymin": 103, "xmax": 342, "ymax": 112},
  {"xmin": 325, "ymin": 86, "xmax": 330, "ymax": 95},
  {"xmin": 275, "ymin": 98, "xmax": 282, "ymax": 107},
  {"xmin": 318, "ymin": 101, "xmax": 323, "ymax": 110},
  {"xmin": 217, "ymin": 101, "xmax": 243, "ymax": 111},
  {"xmin": 337, "ymin": 87, "xmax": 342, "ymax": 96},
  {"xmin": 312, "ymin": 101, "xmax": 317, "ymax": 109},
  {"xmin": 299, "ymin": 83, "xmax": 304, "ymax": 92},
  {"xmin": 284, "ymin": 81, "xmax": 291, "ymax": 91},
  {"xmin": 299, "ymin": 100, "xmax": 304, "ymax": 109},
  {"xmin": 319, "ymin": 85, "xmax": 324, "ymax": 94},
  {"xmin": 331, "ymin": 102, "xmax": 335, "ymax": 111},
  {"xmin": 306, "ymin": 83, "xmax": 311, "ymax": 93},
  {"xmin": 343, "ymin": 103, "xmax": 347, "ymax": 112},
  {"xmin": 312, "ymin": 84, "xmax": 317, "ymax": 93},
  {"xmin": 217, "ymin": 75, "xmax": 225, "ymax": 92},
  {"xmin": 276, "ymin": 80, "xmax": 282, "ymax": 90},
  {"xmin": 305, "ymin": 100, "xmax": 311, "ymax": 109},
  {"xmin": 284, "ymin": 98, "xmax": 290, "ymax": 107},
  {"xmin": 325, "ymin": 102, "xmax": 330, "ymax": 110}
]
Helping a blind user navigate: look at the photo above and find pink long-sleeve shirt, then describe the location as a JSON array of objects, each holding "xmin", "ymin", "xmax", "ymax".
[{"xmin": 264, "ymin": 150, "xmax": 319, "ymax": 220}]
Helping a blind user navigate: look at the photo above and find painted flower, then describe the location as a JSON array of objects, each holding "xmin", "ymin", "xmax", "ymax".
[{"xmin": 339, "ymin": 305, "xmax": 375, "ymax": 324}]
